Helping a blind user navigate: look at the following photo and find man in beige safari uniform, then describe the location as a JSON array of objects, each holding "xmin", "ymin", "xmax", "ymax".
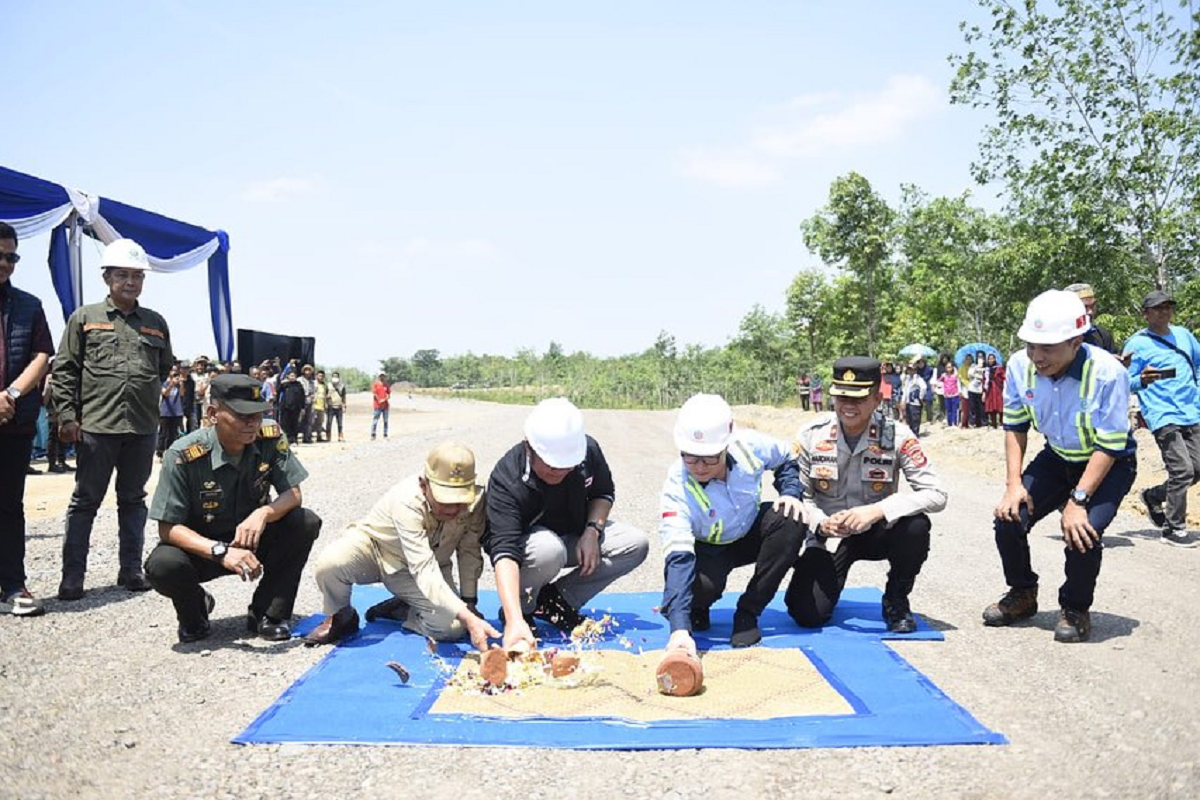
[{"xmin": 305, "ymin": 442, "xmax": 499, "ymax": 650}]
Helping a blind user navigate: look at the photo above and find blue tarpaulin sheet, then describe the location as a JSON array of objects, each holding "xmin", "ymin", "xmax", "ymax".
[{"xmin": 235, "ymin": 587, "xmax": 1005, "ymax": 750}]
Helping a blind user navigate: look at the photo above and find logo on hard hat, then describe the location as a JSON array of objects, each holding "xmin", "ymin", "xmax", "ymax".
[
  {"xmin": 692, "ymin": 430, "xmax": 704, "ymax": 441},
  {"xmin": 1033, "ymin": 318, "xmax": 1044, "ymax": 329}
]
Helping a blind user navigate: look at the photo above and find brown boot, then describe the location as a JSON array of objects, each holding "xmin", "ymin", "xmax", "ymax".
[
  {"xmin": 303, "ymin": 605, "xmax": 360, "ymax": 646},
  {"xmin": 982, "ymin": 586, "xmax": 1038, "ymax": 627},
  {"xmin": 1053, "ymin": 607, "xmax": 1091, "ymax": 643}
]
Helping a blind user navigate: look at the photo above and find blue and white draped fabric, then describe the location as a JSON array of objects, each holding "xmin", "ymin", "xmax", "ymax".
[{"xmin": 0, "ymin": 165, "xmax": 234, "ymax": 360}]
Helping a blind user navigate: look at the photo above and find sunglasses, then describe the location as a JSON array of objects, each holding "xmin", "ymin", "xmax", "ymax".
[
  {"xmin": 681, "ymin": 452, "xmax": 723, "ymax": 467},
  {"xmin": 0, "ymin": 253, "xmax": 20, "ymax": 265}
]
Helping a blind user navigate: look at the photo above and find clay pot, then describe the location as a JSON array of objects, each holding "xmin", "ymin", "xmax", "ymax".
[
  {"xmin": 480, "ymin": 648, "xmax": 509, "ymax": 687},
  {"xmin": 656, "ymin": 650, "xmax": 704, "ymax": 697},
  {"xmin": 550, "ymin": 653, "xmax": 580, "ymax": 678}
]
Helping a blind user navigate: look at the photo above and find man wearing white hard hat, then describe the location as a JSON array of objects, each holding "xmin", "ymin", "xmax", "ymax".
[
  {"xmin": 984, "ymin": 290, "xmax": 1136, "ymax": 643},
  {"xmin": 483, "ymin": 398, "xmax": 649, "ymax": 651},
  {"xmin": 51, "ymin": 238, "xmax": 174, "ymax": 601},
  {"xmin": 659, "ymin": 393, "xmax": 806, "ymax": 652}
]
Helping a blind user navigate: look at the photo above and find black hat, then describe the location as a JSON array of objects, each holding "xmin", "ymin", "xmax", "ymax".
[
  {"xmin": 829, "ymin": 356, "xmax": 881, "ymax": 398},
  {"xmin": 210, "ymin": 374, "xmax": 272, "ymax": 414},
  {"xmin": 1142, "ymin": 290, "xmax": 1175, "ymax": 310}
]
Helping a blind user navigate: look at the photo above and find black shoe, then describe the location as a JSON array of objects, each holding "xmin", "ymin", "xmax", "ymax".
[
  {"xmin": 1141, "ymin": 489, "xmax": 1167, "ymax": 528},
  {"xmin": 498, "ymin": 606, "xmax": 538, "ymax": 628},
  {"xmin": 690, "ymin": 606, "xmax": 711, "ymax": 632},
  {"xmin": 882, "ymin": 596, "xmax": 917, "ymax": 634},
  {"xmin": 48, "ymin": 464, "xmax": 67, "ymax": 474},
  {"xmin": 117, "ymin": 570, "xmax": 152, "ymax": 592},
  {"xmin": 247, "ymin": 609, "xmax": 292, "ymax": 642},
  {"xmin": 57, "ymin": 576, "xmax": 85, "ymax": 601},
  {"xmin": 730, "ymin": 610, "xmax": 761, "ymax": 648},
  {"xmin": 178, "ymin": 590, "xmax": 215, "ymax": 643},
  {"xmin": 26, "ymin": 465, "xmax": 41, "ymax": 475},
  {"xmin": 60, "ymin": 462, "xmax": 75, "ymax": 472},
  {"xmin": 365, "ymin": 596, "xmax": 410, "ymax": 623},
  {"xmin": 1161, "ymin": 526, "xmax": 1199, "ymax": 548},
  {"xmin": 533, "ymin": 583, "xmax": 586, "ymax": 632}
]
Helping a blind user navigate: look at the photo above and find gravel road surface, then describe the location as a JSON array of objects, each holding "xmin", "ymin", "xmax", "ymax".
[{"xmin": 2, "ymin": 396, "xmax": 1197, "ymax": 800}]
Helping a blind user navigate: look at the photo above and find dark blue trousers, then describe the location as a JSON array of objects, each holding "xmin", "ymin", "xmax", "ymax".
[{"xmin": 994, "ymin": 446, "xmax": 1135, "ymax": 611}]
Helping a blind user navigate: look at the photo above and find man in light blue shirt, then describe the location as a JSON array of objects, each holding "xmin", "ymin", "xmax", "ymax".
[
  {"xmin": 659, "ymin": 394, "xmax": 805, "ymax": 652},
  {"xmin": 985, "ymin": 290, "xmax": 1136, "ymax": 643},
  {"xmin": 1124, "ymin": 290, "xmax": 1200, "ymax": 547}
]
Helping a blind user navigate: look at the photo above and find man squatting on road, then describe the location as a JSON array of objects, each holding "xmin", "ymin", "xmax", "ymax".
[
  {"xmin": 483, "ymin": 398, "xmax": 650, "ymax": 652},
  {"xmin": 984, "ymin": 290, "xmax": 1136, "ymax": 643},
  {"xmin": 304, "ymin": 442, "xmax": 500, "ymax": 649},
  {"xmin": 658, "ymin": 393, "xmax": 806, "ymax": 656},
  {"xmin": 787, "ymin": 357, "xmax": 947, "ymax": 634}
]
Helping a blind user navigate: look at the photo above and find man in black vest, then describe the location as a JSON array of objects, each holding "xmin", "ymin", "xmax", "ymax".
[{"xmin": 0, "ymin": 221, "xmax": 53, "ymax": 616}]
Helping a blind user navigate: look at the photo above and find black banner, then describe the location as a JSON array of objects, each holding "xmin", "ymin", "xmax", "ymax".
[{"xmin": 236, "ymin": 329, "xmax": 315, "ymax": 371}]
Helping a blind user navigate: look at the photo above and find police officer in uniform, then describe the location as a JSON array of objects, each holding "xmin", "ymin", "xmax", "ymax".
[
  {"xmin": 52, "ymin": 239, "xmax": 174, "ymax": 600},
  {"xmin": 144, "ymin": 374, "xmax": 321, "ymax": 643},
  {"xmin": 786, "ymin": 357, "xmax": 947, "ymax": 633}
]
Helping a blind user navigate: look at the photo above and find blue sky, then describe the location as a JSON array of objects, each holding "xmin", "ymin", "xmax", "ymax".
[{"xmin": 6, "ymin": 1, "xmax": 997, "ymax": 371}]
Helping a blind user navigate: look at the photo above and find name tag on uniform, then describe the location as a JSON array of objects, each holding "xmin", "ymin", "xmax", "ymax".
[{"xmin": 811, "ymin": 464, "xmax": 839, "ymax": 481}]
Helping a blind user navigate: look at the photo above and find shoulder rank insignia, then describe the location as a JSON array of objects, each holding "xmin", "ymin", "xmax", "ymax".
[
  {"xmin": 276, "ymin": 437, "xmax": 289, "ymax": 453},
  {"xmin": 180, "ymin": 442, "xmax": 211, "ymax": 463},
  {"xmin": 258, "ymin": 421, "xmax": 282, "ymax": 440}
]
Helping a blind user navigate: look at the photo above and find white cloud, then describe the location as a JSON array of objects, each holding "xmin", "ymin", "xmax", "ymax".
[
  {"xmin": 675, "ymin": 147, "xmax": 782, "ymax": 188},
  {"xmin": 753, "ymin": 75, "xmax": 943, "ymax": 158},
  {"xmin": 240, "ymin": 177, "xmax": 315, "ymax": 202},
  {"xmin": 678, "ymin": 74, "xmax": 944, "ymax": 188}
]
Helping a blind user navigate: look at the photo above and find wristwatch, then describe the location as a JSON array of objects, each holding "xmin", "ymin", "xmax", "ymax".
[
  {"xmin": 4, "ymin": 386, "xmax": 19, "ymax": 401},
  {"xmin": 210, "ymin": 541, "xmax": 228, "ymax": 561},
  {"xmin": 1069, "ymin": 488, "xmax": 1091, "ymax": 507},
  {"xmin": 585, "ymin": 520, "xmax": 606, "ymax": 535}
]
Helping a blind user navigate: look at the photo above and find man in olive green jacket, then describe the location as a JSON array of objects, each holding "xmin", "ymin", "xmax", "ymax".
[{"xmin": 52, "ymin": 239, "xmax": 174, "ymax": 600}]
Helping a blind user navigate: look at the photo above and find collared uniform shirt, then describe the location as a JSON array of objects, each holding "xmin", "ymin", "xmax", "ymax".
[
  {"xmin": 1003, "ymin": 343, "xmax": 1135, "ymax": 461},
  {"xmin": 1123, "ymin": 324, "xmax": 1200, "ymax": 431},
  {"xmin": 52, "ymin": 297, "xmax": 173, "ymax": 435},
  {"xmin": 343, "ymin": 474, "xmax": 485, "ymax": 612},
  {"xmin": 793, "ymin": 413, "xmax": 947, "ymax": 529},
  {"xmin": 149, "ymin": 422, "xmax": 308, "ymax": 538},
  {"xmin": 658, "ymin": 429, "xmax": 803, "ymax": 631}
]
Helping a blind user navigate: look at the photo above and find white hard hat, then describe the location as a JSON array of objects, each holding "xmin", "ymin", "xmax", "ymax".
[
  {"xmin": 524, "ymin": 397, "xmax": 586, "ymax": 468},
  {"xmin": 1017, "ymin": 290, "xmax": 1092, "ymax": 344},
  {"xmin": 100, "ymin": 238, "xmax": 150, "ymax": 271},
  {"xmin": 674, "ymin": 393, "xmax": 733, "ymax": 456}
]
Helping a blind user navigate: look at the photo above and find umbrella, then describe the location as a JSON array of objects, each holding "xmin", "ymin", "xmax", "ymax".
[
  {"xmin": 898, "ymin": 343, "xmax": 937, "ymax": 359},
  {"xmin": 955, "ymin": 342, "xmax": 1004, "ymax": 367}
]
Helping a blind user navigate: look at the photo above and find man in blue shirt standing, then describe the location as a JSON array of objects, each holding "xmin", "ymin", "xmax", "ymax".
[
  {"xmin": 985, "ymin": 290, "xmax": 1136, "ymax": 643},
  {"xmin": 1124, "ymin": 290, "xmax": 1200, "ymax": 547}
]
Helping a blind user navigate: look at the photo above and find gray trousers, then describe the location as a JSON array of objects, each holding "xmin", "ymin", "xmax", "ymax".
[
  {"xmin": 62, "ymin": 431, "xmax": 156, "ymax": 577},
  {"xmin": 1147, "ymin": 423, "xmax": 1200, "ymax": 530},
  {"xmin": 519, "ymin": 521, "xmax": 649, "ymax": 612}
]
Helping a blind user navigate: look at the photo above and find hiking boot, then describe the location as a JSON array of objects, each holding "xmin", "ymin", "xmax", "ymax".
[
  {"xmin": 533, "ymin": 583, "xmax": 586, "ymax": 633},
  {"xmin": 1053, "ymin": 607, "xmax": 1091, "ymax": 643},
  {"xmin": 57, "ymin": 575, "xmax": 85, "ymax": 601},
  {"xmin": 730, "ymin": 610, "xmax": 761, "ymax": 648},
  {"xmin": 982, "ymin": 586, "xmax": 1038, "ymax": 627},
  {"xmin": 689, "ymin": 606, "xmax": 711, "ymax": 631},
  {"xmin": 882, "ymin": 596, "xmax": 917, "ymax": 634},
  {"xmin": 1160, "ymin": 526, "xmax": 1199, "ymax": 548},
  {"xmin": 1141, "ymin": 489, "xmax": 1167, "ymax": 528},
  {"xmin": 365, "ymin": 596, "xmax": 411, "ymax": 623}
]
